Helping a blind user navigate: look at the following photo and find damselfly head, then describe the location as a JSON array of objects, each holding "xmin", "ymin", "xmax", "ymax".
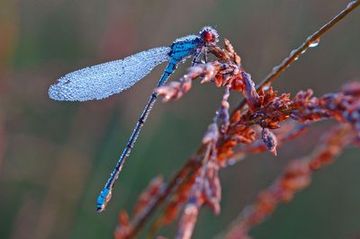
[{"xmin": 200, "ymin": 26, "xmax": 219, "ymax": 44}]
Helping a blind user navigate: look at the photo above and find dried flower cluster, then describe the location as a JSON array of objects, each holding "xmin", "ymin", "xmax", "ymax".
[
  {"xmin": 113, "ymin": 2, "xmax": 360, "ymax": 238},
  {"xmin": 224, "ymin": 124, "xmax": 356, "ymax": 239},
  {"xmin": 114, "ymin": 39, "xmax": 360, "ymax": 239}
]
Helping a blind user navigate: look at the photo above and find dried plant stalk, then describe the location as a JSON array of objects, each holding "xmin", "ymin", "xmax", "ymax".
[{"xmin": 113, "ymin": 2, "xmax": 360, "ymax": 238}]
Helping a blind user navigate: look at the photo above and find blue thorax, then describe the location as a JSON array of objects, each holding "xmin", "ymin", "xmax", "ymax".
[{"xmin": 168, "ymin": 35, "xmax": 202, "ymax": 63}]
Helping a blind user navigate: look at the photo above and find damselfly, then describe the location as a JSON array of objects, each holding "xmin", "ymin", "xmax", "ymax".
[{"xmin": 48, "ymin": 26, "xmax": 219, "ymax": 212}]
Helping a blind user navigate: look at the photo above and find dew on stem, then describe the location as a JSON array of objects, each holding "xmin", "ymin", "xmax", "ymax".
[{"xmin": 309, "ymin": 38, "xmax": 320, "ymax": 48}]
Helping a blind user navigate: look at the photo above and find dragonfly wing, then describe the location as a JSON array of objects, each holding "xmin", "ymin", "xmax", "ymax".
[{"xmin": 48, "ymin": 47, "xmax": 171, "ymax": 101}]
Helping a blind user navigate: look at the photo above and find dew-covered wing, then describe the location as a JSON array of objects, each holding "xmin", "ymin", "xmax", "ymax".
[{"xmin": 48, "ymin": 47, "xmax": 171, "ymax": 101}]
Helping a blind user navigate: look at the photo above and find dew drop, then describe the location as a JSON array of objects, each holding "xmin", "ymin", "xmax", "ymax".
[
  {"xmin": 262, "ymin": 84, "xmax": 270, "ymax": 91},
  {"xmin": 290, "ymin": 49, "xmax": 299, "ymax": 61},
  {"xmin": 347, "ymin": 1, "xmax": 356, "ymax": 8},
  {"xmin": 271, "ymin": 66, "xmax": 280, "ymax": 74},
  {"xmin": 309, "ymin": 38, "xmax": 320, "ymax": 48}
]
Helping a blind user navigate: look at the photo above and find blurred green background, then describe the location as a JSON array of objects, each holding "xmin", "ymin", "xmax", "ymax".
[{"xmin": 1, "ymin": 0, "xmax": 360, "ymax": 238}]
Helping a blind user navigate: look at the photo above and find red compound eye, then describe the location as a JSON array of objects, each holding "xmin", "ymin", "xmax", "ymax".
[
  {"xmin": 200, "ymin": 26, "xmax": 219, "ymax": 44},
  {"xmin": 202, "ymin": 31, "xmax": 214, "ymax": 43}
]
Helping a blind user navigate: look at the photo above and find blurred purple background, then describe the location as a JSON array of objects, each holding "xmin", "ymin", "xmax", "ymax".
[{"xmin": 1, "ymin": 0, "xmax": 360, "ymax": 238}]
